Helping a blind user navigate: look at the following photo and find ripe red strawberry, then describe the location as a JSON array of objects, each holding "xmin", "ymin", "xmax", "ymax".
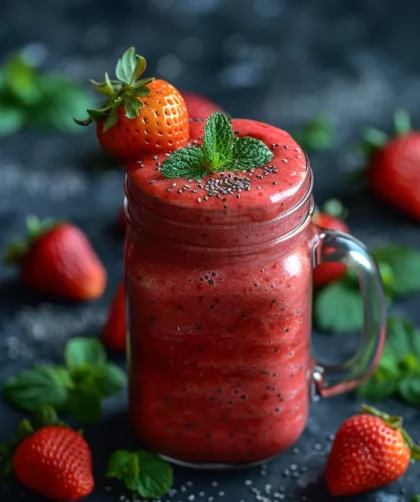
[
  {"xmin": 365, "ymin": 110, "xmax": 420, "ymax": 220},
  {"xmin": 1, "ymin": 407, "xmax": 94, "ymax": 501},
  {"xmin": 182, "ymin": 92, "xmax": 223, "ymax": 121},
  {"xmin": 5, "ymin": 216, "xmax": 106, "ymax": 301},
  {"xmin": 325, "ymin": 405, "xmax": 420, "ymax": 496},
  {"xmin": 76, "ymin": 47, "xmax": 189, "ymax": 160},
  {"xmin": 313, "ymin": 200, "xmax": 350, "ymax": 287},
  {"xmin": 102, "ymin": 280, "xmax": 126, "ymax": 352}
]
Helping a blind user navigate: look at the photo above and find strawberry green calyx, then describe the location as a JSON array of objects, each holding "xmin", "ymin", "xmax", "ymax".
[
  {"xmin": 360, "ymin": 109, "xmax": 412, "ymax": 159},
  {"xmin": 320, "ymin": 199, "xmax": 348, "ymax": 220},
  {"xmin": 161, "ymin": 112, "xmax": 274, "ymax": 180},
  {"xmin": 75, "ymin": 47, "xmax": 155, "ymax": 132},
  {"xmin": 0, "ymin": 406, "xmax": 68, "ymax": 479},
  {"xmin": 4, "ymin": 216, "xmax": 61, "ymax": 264},
  {"xmin": 362, "ymin": 404, "xmax": 420, "ymax": 460}
]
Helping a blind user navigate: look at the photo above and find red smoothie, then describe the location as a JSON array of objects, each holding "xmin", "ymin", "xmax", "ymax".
[{"xmin": 125, "ymin": 118, "xmax": 315, "ymax": 465}]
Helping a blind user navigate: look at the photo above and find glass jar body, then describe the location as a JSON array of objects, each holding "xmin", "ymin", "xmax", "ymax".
[{"xmin": 125, "ymin": 213, "xmax": 315, "ymax": 466}]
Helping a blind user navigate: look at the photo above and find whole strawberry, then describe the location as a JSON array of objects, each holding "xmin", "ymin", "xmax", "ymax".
[
  {"xmin": 313, "ymin": 199, "xmax": 349, "ymax": 287},
  {"xmin": 76, "ymin": 47, "xmax": 189, "ymax": 159},
  {"xmin": 102, "ymin": 280, "xmax": 126, "ymax": 352},
  {"xmin": 182, "ymin": 92, "xmax": 223, "ymax": 121},
  {"xmin": 325, "ymin": 405, "xmax": 420, "ymax": 496},
  {"xmin": 1, "ymin": 407, "xmax": 93, "ymax": 501},
  {"xmin": 364, "ymin": 110, "xmax": 420, "ymax": 221},
  {"xmin": 5, "ymin": 216, "xmax": 106, "ymax": 301}
]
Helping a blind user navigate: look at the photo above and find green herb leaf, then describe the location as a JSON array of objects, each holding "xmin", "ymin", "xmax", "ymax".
[
  {"xmin": 373, "ymin": 245, "xmax": 420, "ymax": 296},
  {"xmin": 394, "ymin": 109, "xmax": 411, "ymax": 135},
  {"xmin": 124, "ymin": 96, "xmax": 142, "ymax": 120},
  {"xmin": 115, "ymin": 47, "xmax": 138, "ymax": 85},
  {"xmin": 231, "ymin": 136, "xmax": 274, "ymax": 171},
  {"xmin": 66, "ymin": 387, "xmax": 102, "ymax": 422},
  {"xmin": 65, "ymin": 337, "xmax": 107, "ymax": 371},
  {"xmin": 3, "ymin": 54, "xmax": 41, "ymax": 105},
  {"xmin": 412, "ymin": 495, "xmax": 420, "ymax": 502},
  {"xmin": 321, "ymin": 199, "xmax": 348, "ymax": 220},
  {"xmin": 314, "ymin": 282, "xmax": 363, "ymax": 333},
  {"xmin": 131, "ymin": 86, "xmax": 151, "ymax": 98},
  {"xmin": 161, "ymin": 112, "xmax": 273, "ymax": 179},
  {"xmin": 161, "ymin": 147, "xmax": 206, "ymax": 180},
  {"xmin": 293, "ymin": 115, "xmax": 334, "ymax": 152},
  {"xmin": 358, "ymin": 367, "xmax": 398, "ymax": 400},
  {"xmin": 107, "ymin": 450, "xmax": 140, "ymax": 492},
  {"xmin": 96, "ymin": 363, "xmax": 127, "ymax": 397},
  {"xmin": 0, "ymin": 103, "xmax": 25, "ymax": 137},
  {"xmin": 4, "ymin": 366, "xmax": 72, "ymax": 412},
  {"xmin": 137, "ymin": 450, "xmax": 173, "ymax": 499},
  {"xmin": 398, "ymin": 375, "xmax": 420, "ymax": 405},
  {"xmin": 202, "ymin": 113, "xmax": 234, "ymax": 171}
]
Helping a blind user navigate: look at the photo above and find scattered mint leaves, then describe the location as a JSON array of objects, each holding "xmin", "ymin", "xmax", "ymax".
[
  {"xmin": 314, "ymin": 243, "xmax": 420, "ymax": 333},
  {"xmin": 0, "ymin": 52, "xmax": 93, "ymax": 137},
  {"xmin": 107, "ymin": 449, "xmax": 173, "ymax": 499},
  {"xmin": 65, "ymin": 337, "xmax": 107, "ymax": 370},
  {"xmin": 292, "ymin": 115, "xmax": 334, "ymax": 152},
  {"xmin": 358, "ymin": 317, "xmax": 420, "ymax": 407},
  {"xmin": 161, "ymin": 112, "xmax": 273, "ymax": 180},
  {"xmin": 3, "ymin": 366, "xmax": 72, "ymax": 411},
  {"xmin": 314, "ymin": 281, "xmax": 363, "ymax": 333},
  {"xmin": 3, "ymin": 337, "xmax": 127, "ymax": 422},
  {"xmin": 372, "ymin": 245, "xmax": 420, "ymax": 296}
]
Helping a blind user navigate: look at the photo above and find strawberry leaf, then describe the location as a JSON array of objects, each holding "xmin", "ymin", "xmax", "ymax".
[
  {"xmin": 103, "ymin": 106, "xmax": 118, "ymax": 132},
  {"xmin": 231, "ymin": 136, "xmax": 273, "ymax": 171},
  {"xmin": 136, "ymin": 450, "xmax": 173, "ymax": 499},
  {"xmin": 398, "ymin": 376, "xmax": 420, "ymax": 405},
  {"xmin": 115, "ymin": 47, "xmax": 138, "ymax": 85},
  {"xmin": 394, "ymin": 109, "xmax": 411, "ymax": 135},
  {"xmin": 65, "ymin": 337, "xmax": 107, "ymax": 370},
  {"xmin": 321, "ymin": 199, "xmax": 349, "ymax": 220},
  {"xmin": 132, "ymin": 55, "xmax": 147, "ymax": 82},
  {"xmin": 161, "ymin": 147, "xmax": 206, "ymax": 180},
  {"xmin": 131, "ymin": 86, "xmax": 152, "ymax": 98},
  {"xmin": 124, "ymin": 96, "xmax": 143, "ymax": 120},
  {"xmin": 202, "ymin": 112, "xmax": 234, "ymax": 171}
]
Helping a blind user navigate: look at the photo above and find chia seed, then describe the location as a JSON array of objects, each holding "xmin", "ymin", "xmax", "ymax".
[
  {"xmin": 282, "ymin": 159, "xmax": 288, "ymax": 163},
  {"xmin": 149, "ymin": 180, "xmax": 156, "ymax": 184},
  {"xmin": 153, "ymin": 155, "xmax": 158, "ymax": 160}
]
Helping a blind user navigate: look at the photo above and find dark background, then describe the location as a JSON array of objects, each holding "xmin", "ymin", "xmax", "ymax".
[{"xmin": 0, "ymin": 0, "xmax": 420, "ymax": 501}]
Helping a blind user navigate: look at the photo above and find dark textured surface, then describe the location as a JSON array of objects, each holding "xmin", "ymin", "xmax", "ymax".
[{"xmin": 1, "ymin": 0, "xmax": 420, "ymax": 500}]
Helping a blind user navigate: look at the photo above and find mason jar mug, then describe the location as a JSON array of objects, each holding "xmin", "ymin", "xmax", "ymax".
[{"xmin": 124, "ymin": 146, "xmax": 386, "ymax": 469}]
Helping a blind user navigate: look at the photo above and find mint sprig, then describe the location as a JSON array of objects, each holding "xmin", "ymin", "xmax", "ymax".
[
  {"xmin": 107, "ymin": 449, "xmax": 173, "ymax": 499},
  {"xmin": 358, "ymin": 317, "xmax": 420, "ymax": 406},
  {"xmin": 3, "ymin": 337, "xmax": 127, "ymax": 422},
  {"xmin": 314, "ymin": 243, "xmax": 420, "ymax": 333},
  {"xmin": 161, "ymin": 112, "xmax": 273, "ymax": 179},
  {"xmin": 75, "ymin": 47, "xmax": 154, "ymax": 132},
  {"xmin": 0, "ymin": 51, "xmax": 93, "ymax": 137}
]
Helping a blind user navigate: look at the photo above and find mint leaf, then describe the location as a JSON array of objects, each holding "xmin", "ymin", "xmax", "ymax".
[
  {"xmin": 115, "ymin": 47, "xmax": 137, "ymax": 84},
  {"xmin": 398, "ymin": 375, "xmax": 420, "ymax": 405},
  {"xmin": 373, "ymin": 245, "xmax": 420, "ymax": 296},
  {"xmin": 314, "ymin": 282, "xmax": 363, "ymax": 333},
  {"xmin": 0, "ymin": 103, "xmax": 25, "ymax": 137},
  {"xmin": 3, "ymin": 54, "xmax": 41, "ymax": 105},
  {"xmin": 202, "ymin": 113, "xmax": 234, "ymax": 171},
  {"xmin": 385, "ymin": 317, "xmax": 413, "ymax": 363},
  {"xmin": 96, "ymin": 363, "xmax": 127, "ymax": 397},
  {"xmin": 232, "ymin": 136, "xmax": 273, "ymax": 171},
  {"xmin": 124, "ymin": 96, "xmax": 142, "ymax": 119},
  {"xmin": 161, "ymin": 147, "xmax": 206, "ymax": 180},
  {"xmin": 161, "ymin": 112, "xmax": 273, "ymax": 179},
  {"xmin": 292, "ymin": 115, "xmax": 334, "ymax": 152},
  {"xmin": 137, "ymin": 450, "xmax": 173, "ymax": 499},
  {"xmin": 107, "ymin": 450, "xmax": 140, "ymax": 492},
  {"xmin": 4, "ymin": 366, "xmax": 71, "ymax": 412},
  {"xmin": 412, "ymin": 495, "xmax": 420, "ymax": 502},
  {"xmin": 66, "ymin": 387, "xmax": 102, "ymax": 422},
  {"xmin": 358, "ymin": 367, "xmax": 398, "ymax": 400},
  {"xmin": 65, "ymin": 337, "xmax": 107, "ymax": 370}
]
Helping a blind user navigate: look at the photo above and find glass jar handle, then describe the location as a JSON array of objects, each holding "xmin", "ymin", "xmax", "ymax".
[{"xmin": 312, "ymin": 226, "xmax": 387, "ymax": 399}]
